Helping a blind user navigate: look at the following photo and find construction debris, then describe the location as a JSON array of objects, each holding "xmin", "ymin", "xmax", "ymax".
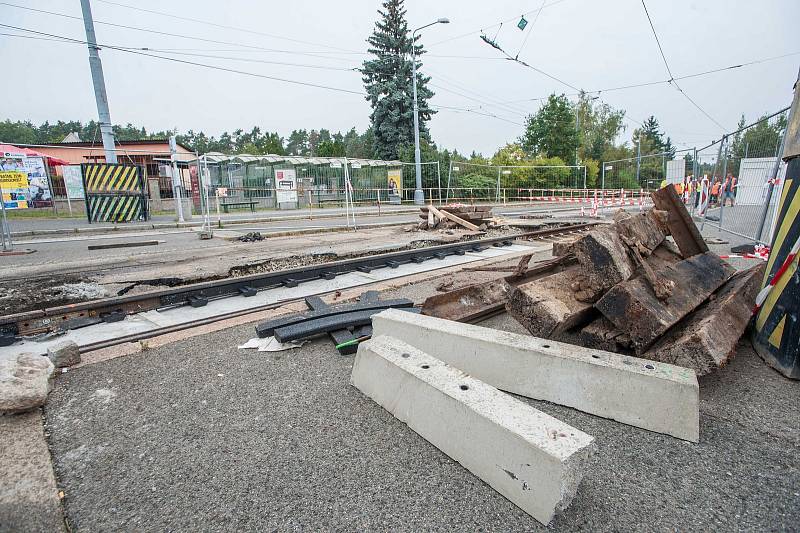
[
  {"xmin": 351, "ymin": 335, "xmax": 596, "ymax": 524},
  {"xmin": 419, "ymin": 204, "xmax": 493, "ymax": 231},
  {"xmin": 644, "ymin": 263, "xmax": 765, "ymax": 375},
  {"xmin": 237, "ymin": 231, "xmax": 265, "ymax": 242},
  {"xmin": 370, "ymin": 309, "xmax": 700, "ymax": 442},
  {"xmin": 651, "ymin": 186, "xmax": 709, "ymax": 257},
  {"xmin": 572, "ymin": 225, "xmax": 635, "ymax": 296},
  {"xmin": 506, "ymin": 267, "xmax": 596, "ymax": 338},
  {"xmin": 255, "ymin": 291, "xmax": 415, "ymax": 354},
  {"xmin": 47, "ymin": 340, "xmax": 81, "ymax": 368},
  {"xmin": 596, "ymin": 252, "xmax": 735, "ymax": 353},
  {"xmin": 0, "ymin": 353, "xmax": 54, "ymax": 414}
]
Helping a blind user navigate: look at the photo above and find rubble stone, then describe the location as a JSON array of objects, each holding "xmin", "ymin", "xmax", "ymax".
[
  {"xmin": 506, "ymin": 267, "xmax": 595, "ymax": 337},
  {"xmin": 644, "ymin": 263, "xmax": 765, "ymax": 375},
  {"xmin": 595, "ymin": 251, "xmax": 735, "ymax": 353},
  {"xmin": 351, "ymin": 335, "xmax": 596, "ymax": 524},
  {"xmin": 47, "ymin": 340, "xmax": 81, "ymax": 368},
  {"xmin": 0, "ymin": 353, "xmax": 54, "ymax": 414}
]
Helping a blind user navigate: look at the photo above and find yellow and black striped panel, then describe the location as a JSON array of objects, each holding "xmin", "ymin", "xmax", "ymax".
[
  {"xmin": 82, "ymin": 164, "xmax": 142, "ymax": 193},
  {"xmin": 753, "ymin": 161, "xmax": 799, "ymax": 378},
  {"xmin": 87, "ymin": 196, "xmax": 146, "ymax": 223}
]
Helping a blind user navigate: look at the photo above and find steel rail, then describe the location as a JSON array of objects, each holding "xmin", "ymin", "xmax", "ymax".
[{"xmin": 1, "ymin": 223, "xmax": 596, "ymax": 338}]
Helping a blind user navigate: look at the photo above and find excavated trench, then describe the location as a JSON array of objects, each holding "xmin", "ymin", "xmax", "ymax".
[{"xmin": 1, "ymin": 225, "xmax": 543, "ymax": 315}]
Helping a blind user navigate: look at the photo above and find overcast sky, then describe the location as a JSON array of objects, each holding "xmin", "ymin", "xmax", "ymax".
[{"xmin": 1, "ymin": 0, "xmax": 798, "ymax": 156}]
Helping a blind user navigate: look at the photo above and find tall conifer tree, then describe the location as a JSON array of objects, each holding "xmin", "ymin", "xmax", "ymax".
[{"xmin": 361, "ymin": 0, "xmax": 435, "ymax": 160}]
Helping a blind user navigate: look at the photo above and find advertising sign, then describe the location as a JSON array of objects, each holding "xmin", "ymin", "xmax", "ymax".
[
  {"xmin": 0, "ymin": 153, "xmax": 29, "ymax": 209},
  {"xmin": 0, "ymin": 171, "xmax": 30, "ymax": 209},
  {"xmin": 275, "ymin": 168, "xmax": 298, "ymax": 204},
  {"xmin": 62, "ymin": 165, "xmax": 85, "ymax": 199},
  {"xmin": 387, "ymin": 168, "xmax": 403, "ymax": 195},
  {"xmin": 24, "ymin": 156, "xmax": 52, "ymax": 207}
]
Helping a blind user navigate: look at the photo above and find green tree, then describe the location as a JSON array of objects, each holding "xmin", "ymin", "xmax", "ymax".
[
  {"xmin": 575, "ymin": 92, "xmax": 626, "ymax": 162},
  {"xmin": 519, "ymin": 94, "xmax": 578, "ymax": 163},
  {"xmin": 361, "ymin": 0, "xmax": 435, "ymax": 160}
]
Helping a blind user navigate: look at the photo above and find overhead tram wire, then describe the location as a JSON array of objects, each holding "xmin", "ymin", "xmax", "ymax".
[
  {"xmin": 0, "ymin": 24, "xmax": 365, "ymax": 95},
  {"xmin": 0, "ymin": 2, "xmax": 358, "ymax": 63},
  {"xmin": 94, "ymin": 0, "xmax": 361, "ymax": 53},
  {"xmin": 427, "ymin": 0, "xmax": 572, "ymax": 48},
  {"xmin": 640, "ymin": 0, "xmax": 727, "ymax": 132},
  {"xmin": 1, "ymin": 24, "xmax": 526, "ymax": 131},
  {"xmin": 489, "ymin": 49, "xmax": 800, "ymax": 107},
  {"xmin": 0, "ymin": 32, "xmax": 359, "ymax": 72}
]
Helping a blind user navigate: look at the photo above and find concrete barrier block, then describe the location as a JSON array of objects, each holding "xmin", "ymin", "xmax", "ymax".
[
  {"xmin": 371, "ymin": 309, "xmax": 699, "ymax": 442},
  {"xmin": 351, "ymin": 336, "xmax": 594, "ymax": 525}
]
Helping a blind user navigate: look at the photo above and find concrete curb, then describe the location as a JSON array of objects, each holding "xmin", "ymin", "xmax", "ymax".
[
  {"xmin": 351, "ymin": 335, "xmax": 595, "ymax": 525},
  {"xmin": 371, "ymin": 309, "xmax": 700, "ymax": 442}
]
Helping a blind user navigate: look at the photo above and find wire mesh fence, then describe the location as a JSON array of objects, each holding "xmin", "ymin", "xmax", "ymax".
[
  {"xmin": 446, "ymin": 161, "xmax": 586, "ymax": 202},
  {"xmin": 601, "ymin": 148, "xmax": 693, "ymax": 190},
  {"xmin": 696, "ymin": 107, "xmax": 789, "ymax": 243},
  {"xmin": 202, "ymin": 156, "xmax": 442, "ymax": 208}
]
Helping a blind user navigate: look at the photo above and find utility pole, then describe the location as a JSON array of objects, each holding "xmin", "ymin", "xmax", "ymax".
[
  {"xmin": 80, "ymin": 0, "xmax": 117, "ymax": 163},
  {"xmin": 412, "ymin": 18, "xmax": 449, "ymax": 205}
]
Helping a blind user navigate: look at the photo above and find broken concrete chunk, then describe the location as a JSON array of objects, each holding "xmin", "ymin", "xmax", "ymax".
[
  {"xmin": 351, "ymin": 335, "xmax": 596, "ymax": 524},
  {"xmin": 0, "ymin": 353, "xmax": 54, "ymax": 414},
  {"xmin": 572, "ymin": 225, "xmax": 634, "ymax": 293},
  {"xmin": 644, "ymin": 263, "xmax": 765, "ymax": 375},
  {"xmin": 595, "ymin": 252, "xmax": 735, "ymax": 353},
  {"xmin": 614, "ymin": 211, "xmax": 666, "ymax": 253},
  {"xmin": 371, "ymin": 310, "xmax": 700, "ymax": 442},
  {"xmin": 47, "ymin": 340, "xmax": 81, "ymax": 368},
  {"xmin": 506, "ymin": 267, "xmax": 595, "ymax": 337}
]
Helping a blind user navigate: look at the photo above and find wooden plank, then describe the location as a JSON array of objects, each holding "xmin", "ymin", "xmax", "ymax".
[
  {"xmin": 644, "ymin": 263, "xmax": 765, "ymax": 375},
  {"xmin": 87, "ymin": 240, "xmax": 160, "ymax": 250},
  {"xmin": 595, "ymin": 251, "xmax": 735, "ymax": 353},
  {"xmin": 651, "ymin": 186, "xmax": 709, "ymax": 257},
  {"xmin": 431, "ymin": 205, "xmax": 481, "ymax": 231}
]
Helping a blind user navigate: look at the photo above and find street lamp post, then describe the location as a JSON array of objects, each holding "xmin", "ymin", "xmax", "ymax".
[{"xmin": 412, "ymin": 17, "xmax": 449, "ymax": 205}]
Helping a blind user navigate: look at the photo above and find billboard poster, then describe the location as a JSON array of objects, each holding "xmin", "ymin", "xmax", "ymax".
[
  {"xmin": 24, "ymin": 156, "xmax": 52, "ymax": 207},
  {"xmin": 387, "ymin": 168, "xmax": 403, "ymax": 195},
  {"xmin": 0, "ymin": 171, "xmax": 30, "ymax": 209},
  {"xmin": 275, "ymin": 168, "xmax": 298, "ymax": 204},
  {"xmin": 0, "ymin": 153, "xmax": 29, "ymax": 209},
  {"xmin": 62, "ymin": 165, "xmax": 85, "ymax": 199}
]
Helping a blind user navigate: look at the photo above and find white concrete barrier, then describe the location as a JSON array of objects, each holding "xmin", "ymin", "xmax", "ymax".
[
  {"xmin": 351, "ymin": 336, "xmax": 595, "ymax": 525},
  {"xmin": 371, "ymin": 309, "xmax": 699, "ymax": 442}
]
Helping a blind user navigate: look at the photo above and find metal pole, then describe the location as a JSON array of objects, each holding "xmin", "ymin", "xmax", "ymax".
[
  {"xmin": 0, "ymin": 181, "xmax": 11, "ymax": 251},
  {"xmin": 582, "ymin": 166, "xmax": 586, "ymax": 189},
  {"xmin": 436, "ymin": 161, "xmax": 441, "ymax": 202},
  {"xmin": 601, "ymin": 163, "xmax": 605, "ymax": 189},
  {"xmin": 717, "ymin": 138, "xmax": 730, "ymax": 228},
  {"xmin": 169, "ymin": 136, "xmax": 184, "ymax": 222},
  {"xmin": 635, "ymin": 132, "xmax": 641, "ymax": 187},
  {"xmin": 79, "ymin": 0, "xmax": 117, "ymax": 164},
  {"xmin": 445, "ymin": 160, "xmax": 452, "ymax": 202},
  {"xmin": 411, "ymin": 32, "xmax": 424, "ymax": 205},
  {"xmin": 496, "ymin": 167, "xmax": 501, "ymax": 203}
]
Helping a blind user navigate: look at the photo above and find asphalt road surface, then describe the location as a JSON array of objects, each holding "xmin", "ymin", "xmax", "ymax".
[{"xmin": 43, "ymin": 314, "xmax": 799, "ymax": 532}]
